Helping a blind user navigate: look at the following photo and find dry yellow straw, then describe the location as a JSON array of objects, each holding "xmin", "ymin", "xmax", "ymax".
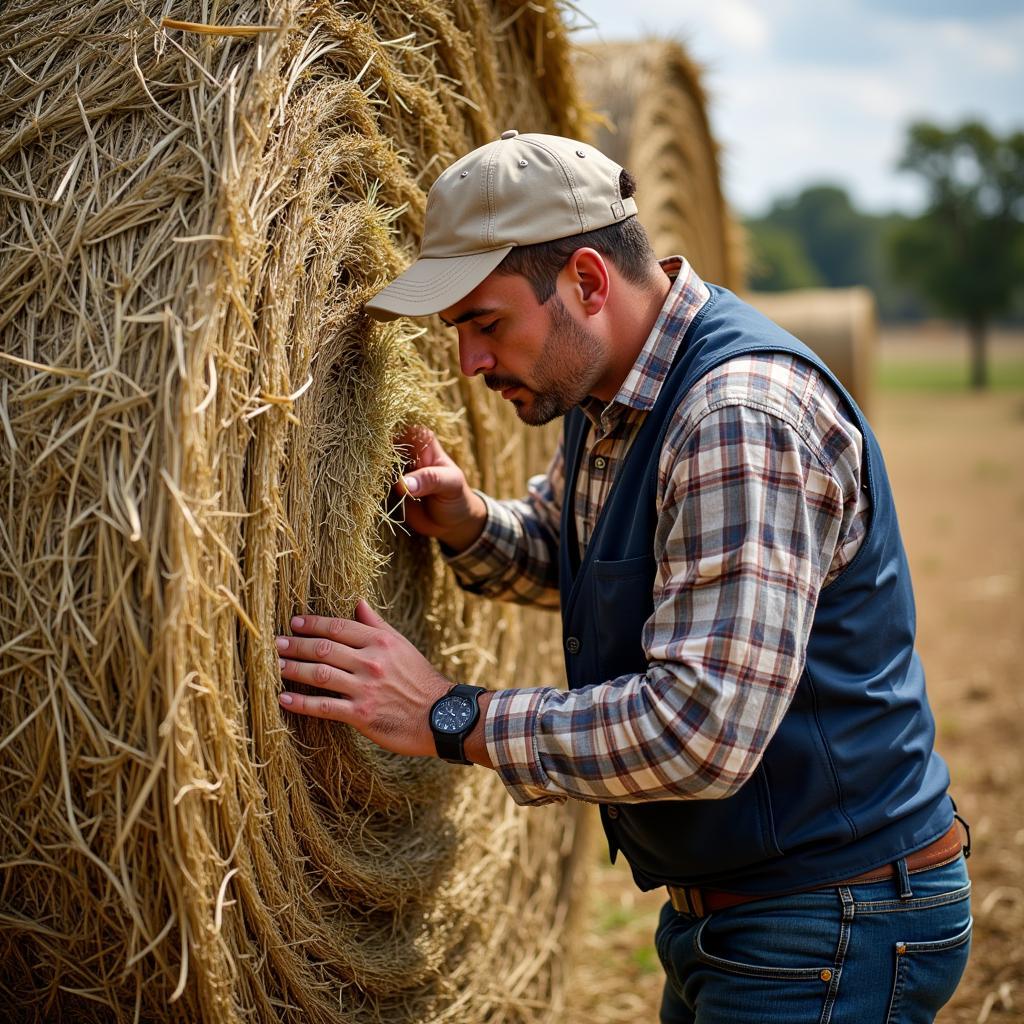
[
  {"xmin": 160, "ymin": 16, "xmax": 283, "ymax": 37},
  {"xmin": 0, "ymin": 1, "xmax": 589, "ymax": 1021}
]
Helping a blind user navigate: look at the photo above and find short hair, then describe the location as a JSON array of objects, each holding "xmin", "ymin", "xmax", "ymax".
[{"xmin": 494, "ymin": 170, "xmax": 656, "ymax": 303}]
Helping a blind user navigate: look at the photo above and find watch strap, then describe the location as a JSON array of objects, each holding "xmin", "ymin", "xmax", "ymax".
[
  {"xmin": 433, "ymin": 727, "xmax": 467, "ymax": 765},
  {"xmin": 431, "ymin": 684, "xmax": 486, "ymax": 765}
]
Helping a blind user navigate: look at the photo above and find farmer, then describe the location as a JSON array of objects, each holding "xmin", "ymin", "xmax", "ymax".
[{"xmin": 276, "ymin": 132, "xmax": 971, "ymax": 1022}]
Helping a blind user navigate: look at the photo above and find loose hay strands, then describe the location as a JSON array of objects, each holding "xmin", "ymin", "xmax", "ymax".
[
  {"xmin": 0, "ymin": 1, "xmax": 588, "ymax": 1021},
  {"xmin": 575, "ymin": 39, "xmax": 745, "ymax": 289},
  {"xmin": 160, "ymin": 17, "xmax": 283, "ymax": 38}
]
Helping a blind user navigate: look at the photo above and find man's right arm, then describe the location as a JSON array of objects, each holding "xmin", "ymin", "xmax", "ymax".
[{"xmin": 397, "ymin": 426, "xmax": 563, "ymax": 608}]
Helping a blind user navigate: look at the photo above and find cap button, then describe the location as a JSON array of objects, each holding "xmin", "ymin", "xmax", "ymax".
[{"xmin": 500, "ymin": 129, "xmax": 519, "ymax": 140}]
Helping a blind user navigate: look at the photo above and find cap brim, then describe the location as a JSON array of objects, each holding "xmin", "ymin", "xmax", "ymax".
[{"xmin": 364, "ymin": 247, "xmax": 514, "ymax": 322}]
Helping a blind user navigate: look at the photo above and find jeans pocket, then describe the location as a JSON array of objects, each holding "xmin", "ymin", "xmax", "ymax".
[
  {"xmin": 885, "ymin": 917, "xmax": 973, "ymax": 1024},
  {"xmin": 693, "ymin": 915, "xmax": 831, "ymax": 981}
]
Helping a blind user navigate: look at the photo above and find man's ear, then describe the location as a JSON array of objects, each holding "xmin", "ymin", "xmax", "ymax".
[{"xmin": 562, "ymin": 248, "xmax": 609, "ymax": 316}]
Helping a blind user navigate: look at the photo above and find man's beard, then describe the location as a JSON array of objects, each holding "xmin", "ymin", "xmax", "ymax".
[{"xmin": 483, "ymin": 297, "xmax": 604, "ymax": 426}]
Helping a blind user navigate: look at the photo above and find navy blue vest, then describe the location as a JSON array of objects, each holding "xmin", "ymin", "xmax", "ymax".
[{"xmin": 558, "ymin": 285, "xmax": 953, "ymax": 894}]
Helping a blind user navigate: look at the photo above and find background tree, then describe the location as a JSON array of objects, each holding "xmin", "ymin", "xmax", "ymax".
[
  {"xmin": 745, "ymin": 185, "xmax": 925, "ymax": 319},
  {"xmin": 766, "ymin": 184, "xmax": 874, "ymax": 287},
  {"xmin": 890, "ymin": 120, "xmax": 1024, "ymax": 389},
  {"xmin": 744, "ymin": 221, "xmax": 822, "ymax": 291}
]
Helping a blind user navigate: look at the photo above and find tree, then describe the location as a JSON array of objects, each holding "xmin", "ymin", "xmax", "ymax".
[
  {"xmin": 890, "ymin": 120, "xmax": 1024, "ymax": 388},
  {"xmin": 745, "ymin": 186, "xmax": 926, "ymax": 320},
  {"xmin": 766, "ymin": 185, "xmax": 875, "ymax": 289},
  {"xmin": 745, "ymin": 222, "xmax": 822, "ymax": 291}
]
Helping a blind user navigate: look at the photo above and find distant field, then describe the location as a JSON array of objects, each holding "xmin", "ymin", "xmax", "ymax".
[{"xmin": 879, "ymin": 322, "xmax": 1024, "ymax": 391}]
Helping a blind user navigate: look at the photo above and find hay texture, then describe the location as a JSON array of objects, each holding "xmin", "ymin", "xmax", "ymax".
[
  {"xmin": 0, "ymin": 2, "xmax": 587, "ymax": 1021},
  {"xmin": 575, "ymin": 40, "xmax": 744, "ymax": 289},
  {"xmin": 745, "ymin": 288, "xmax": 878, "ymax": 415}
]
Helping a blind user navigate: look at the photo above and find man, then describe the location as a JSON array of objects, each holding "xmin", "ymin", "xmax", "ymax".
[{"xmin": 276, "ymin": 131, "xmax": 971, "ymax": 1022}]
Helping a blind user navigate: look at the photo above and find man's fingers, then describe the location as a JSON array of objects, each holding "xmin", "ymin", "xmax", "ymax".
[
  {"xmin": 279, "ymin": 690, "xmax": 354, "ymax": 722},
  {"xmin": 353, "ymin": 599, "xmax": 388, "ymax": 630},
  {"xmin": 396, "ymin": 425, "xmax": 438, "ymax": 466},
  {"xmin": 394, "ymin": 423, "xmax": 432, "ymax": 454},
  {"xmin": 396, "ymin": 426, "xmax": 454, "ymax": 474},
  {"xmin": 276, "ymin": 633, "xmax": 364, "ymax": 670},
  {"xmin": 279, "ymin": 656, "xmax": 353, "ymax": 694},
  {"xmin": 400, "ymin": 464, "xmax": 463, "ymax": 498},
  {"xmin": 287, "ymin": 614, "xmax": 374, "ymax": 647}
]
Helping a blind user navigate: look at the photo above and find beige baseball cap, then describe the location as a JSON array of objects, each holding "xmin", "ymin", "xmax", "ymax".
[{"xmin": 364, "ymin": 130, "xmax": 638, "ymax": 321}]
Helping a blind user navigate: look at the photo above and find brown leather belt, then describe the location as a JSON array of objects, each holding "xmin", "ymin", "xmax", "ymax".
[{"xmin": 666, "ymin": 822, "xmax": 965, "ymax": 917}]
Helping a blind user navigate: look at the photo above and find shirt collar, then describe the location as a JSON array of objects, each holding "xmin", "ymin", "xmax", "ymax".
[{"xmin": 580, "ymin": 256, "xmax": 711, "ymax": 423}]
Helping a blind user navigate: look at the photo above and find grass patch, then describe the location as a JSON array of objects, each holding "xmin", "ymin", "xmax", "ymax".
[
  {"xmin": 938, "ymin": 714, "xmax": 964, "ymax": 741},
  {"xmin": 878, "ymin": 360, "xmax": 1024, "ymax": 392},
  {"xmin": 973, "ymin": 459, "xmax": 1013, "ymax": 482},
  {"xmin": 597, "ymin": 901, "xmax": 659, "ymax": 934},
  {"xmin": 629, "ymin": 944, "xmax": 662, "ymax": 975}
]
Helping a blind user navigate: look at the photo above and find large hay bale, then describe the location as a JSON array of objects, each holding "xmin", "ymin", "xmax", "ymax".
[
  {"xmin": 0, "ymin": 2, "xmax": 588, "ymax": 1021},
  {"xmin": 575, "ymin": 40, "xmax": 744, "ymax": 289},
  {"xmin": 744, "ymin": 288, "xmax": 878, "ymax": 415}
]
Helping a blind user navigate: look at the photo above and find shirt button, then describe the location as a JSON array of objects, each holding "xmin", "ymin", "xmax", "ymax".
[
  {"xmin": 593, "ymin": 456, "xmax": 607, "ymax": 469},
  {"xmin": 566, "ymin": 636, "xmax": 582, "ymax": 655},
  {"xmin": 607, "ymin": 806, "xmax": 620, "ymax": 819}
]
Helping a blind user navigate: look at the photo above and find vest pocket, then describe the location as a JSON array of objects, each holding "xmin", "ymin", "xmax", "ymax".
[{"xmin": 592, "ymin": 556, "xmax": 657, "ymax": 681}]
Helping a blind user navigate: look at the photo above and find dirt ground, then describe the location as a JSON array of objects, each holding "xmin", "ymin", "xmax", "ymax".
[{"xmin": 563, "ymin": 324, "xmax": 1024, "ymax": 1024}]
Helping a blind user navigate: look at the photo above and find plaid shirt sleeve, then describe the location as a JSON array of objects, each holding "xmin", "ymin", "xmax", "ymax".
[
  {"xmin": 483, "ymin": 366, "xmax": 867, "ymax": 806},
  {"xmin": 442, "ymin": 442, "xmax": 565, "ymax": 609}
]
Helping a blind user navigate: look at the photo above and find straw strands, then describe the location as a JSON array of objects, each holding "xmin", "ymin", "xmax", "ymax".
[
  {"xmin": 575, "ymin": 40, "xmax": 745, "ymax": 290},
  {"xmin": 0, "ymin": 2, "xmax": 587, "ymax": 1021}
]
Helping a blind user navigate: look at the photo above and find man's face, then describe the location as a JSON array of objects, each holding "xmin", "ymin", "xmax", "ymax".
[{"xmin": 439, "ymin": 271, "xmax": 606, "ymax": 426}]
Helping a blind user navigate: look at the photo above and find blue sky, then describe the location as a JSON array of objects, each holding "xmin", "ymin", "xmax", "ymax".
[{"xmin": 570, "ymin": 1, "xmax": 1024, "ymax": 216}]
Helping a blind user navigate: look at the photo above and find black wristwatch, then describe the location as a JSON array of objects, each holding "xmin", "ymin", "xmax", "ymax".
[{"xmin": 429, "ymin": 683, "xmax": 486, "ymax": 765}]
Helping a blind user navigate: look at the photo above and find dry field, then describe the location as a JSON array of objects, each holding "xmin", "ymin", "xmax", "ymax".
[{"xmin": 564, "ymin": 323, "xmax": 1024, "ymax": 1024}]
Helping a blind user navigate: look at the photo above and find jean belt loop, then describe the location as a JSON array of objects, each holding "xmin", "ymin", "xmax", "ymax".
[{"xmin": 896, "ymin": 856, "xmax": 913, "ymax": 900}]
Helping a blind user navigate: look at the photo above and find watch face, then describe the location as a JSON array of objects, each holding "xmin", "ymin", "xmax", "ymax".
[{"xmin": 431, "ymin": 695, "xmax": 474, "ymax": 734}]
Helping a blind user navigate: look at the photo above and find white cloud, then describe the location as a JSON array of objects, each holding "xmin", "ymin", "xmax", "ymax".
[
  {"xmin": 932, "ymin": 19, "xmax": 1020, "ymax": 74},
  {"xmin": 705, "ymin": 1, "xmax": 772, "ymax": 55},
  {"xmin": 711, "ymin": 65, "xmax": 919, "ymax": 212}
]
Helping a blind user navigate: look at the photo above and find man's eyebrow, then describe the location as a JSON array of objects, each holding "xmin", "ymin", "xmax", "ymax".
[{"xmin": 439, "ymin": 307, "xmax": 497, "ymax": 328}]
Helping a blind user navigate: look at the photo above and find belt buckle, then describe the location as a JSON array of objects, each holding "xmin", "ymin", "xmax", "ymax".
[{"xmin": 668, "ymin": 885, "xmax": 705, "ymax": 916}]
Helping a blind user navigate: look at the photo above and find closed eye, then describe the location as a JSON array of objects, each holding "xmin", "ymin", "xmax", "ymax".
[{"xmin": 479, "ymin": 320, "xmax": 499, "ymax": 335}]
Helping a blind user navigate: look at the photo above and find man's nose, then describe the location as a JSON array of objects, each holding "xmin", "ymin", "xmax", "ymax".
[{"xmin": 458, "ymin": 335, "xmax": 496, "ymax": 377}]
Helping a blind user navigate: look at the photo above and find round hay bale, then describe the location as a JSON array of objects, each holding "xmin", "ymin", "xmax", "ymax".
[
  {"xmin": 0, "ymin": 2, "xmax": 588, "ymax": 1022},
  {"xmin": 575, "ymin": 39, "xmax": 745, "ymax": 289},
  {"xmin": 744, "ymin": 288, "xmax": 878, "ymax": 415}
]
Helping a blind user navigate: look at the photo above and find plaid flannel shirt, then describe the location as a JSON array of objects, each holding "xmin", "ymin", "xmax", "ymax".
[{"xmin": 446, "ymin": 257, "xmax": 870, "ymax": 806}]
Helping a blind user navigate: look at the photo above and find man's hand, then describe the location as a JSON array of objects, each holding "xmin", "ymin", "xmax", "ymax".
[
  {"xmin": 395, "ymin": 426, "xmax": 487, "ymax": 553},
  {"xmin": 277, "ymin": 600, "xmax": 451, "ymax": 758}
]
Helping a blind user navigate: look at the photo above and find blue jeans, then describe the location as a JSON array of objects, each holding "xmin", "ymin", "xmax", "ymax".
[{"xmin": 656, "ymin": 856, "xmax": 971, "ymax": 1024}]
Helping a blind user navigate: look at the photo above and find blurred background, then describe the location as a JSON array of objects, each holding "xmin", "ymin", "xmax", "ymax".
[{"xmin": 562, "ymin": 3, "xmax": 1024, "ymax": 1023}]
